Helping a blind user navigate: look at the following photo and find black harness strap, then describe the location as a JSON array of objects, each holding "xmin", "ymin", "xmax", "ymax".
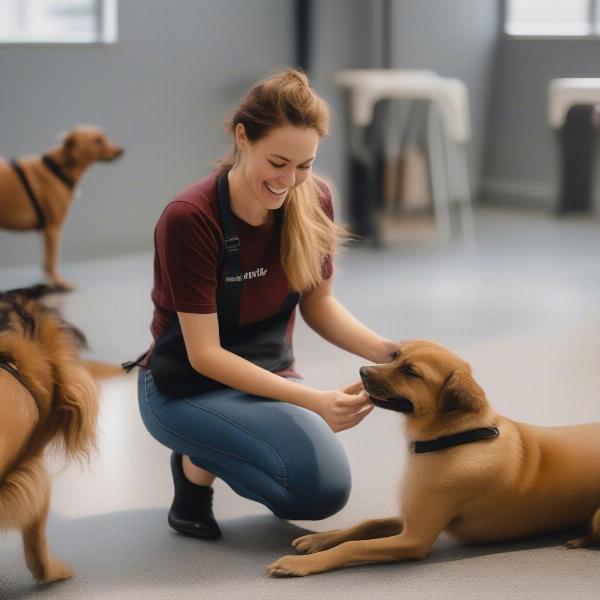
[
  {"xmin": 216, "ymin": 171, "xmax": 243, "ymax": 331},
  {"xmin": 0, "ymin": 353, "xmax": 28, "ymax": 390},
  {"xmin": 10, "ymin": 159, "xmax": 46, "ymax": 230},
  {"xmin": 122, "ymin": 351, "xmax": 148, "ymax": 373},
  {"xmin": 42, "ymin": 154, "xmax": 75, "ymax": 189},
  {"xmin": 122, "ymin": 170, "xmax": 242, "ymax": 375},
  {"xmin": 413, "ymin": 426, "xmax": 500, "ymax": 454},
  {"xmin": 122, "ymin": 169, "xmax": 300, "ymax": 390}
]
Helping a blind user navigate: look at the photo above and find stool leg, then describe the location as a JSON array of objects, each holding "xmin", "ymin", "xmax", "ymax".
[
  {"xmin": 452, "ymin": 142, "xmax": 476, "ymax": 245},
  {"xmin": 427, "ymin": 103, "xmax": 451, "ymax": 241}
]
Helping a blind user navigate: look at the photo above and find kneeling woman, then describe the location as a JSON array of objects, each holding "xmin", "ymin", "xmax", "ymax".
[{"xmin": 131, "ymin": 69, "xmax": 401, "ymax": 539}]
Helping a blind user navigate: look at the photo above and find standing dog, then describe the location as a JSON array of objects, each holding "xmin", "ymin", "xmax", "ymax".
[
  {"xmin": 0, "ymin": 126, "xmax": 123, "ymax": 289},
  {"xmin": 0, "ymin": 289, "xmax": 98, "ymax": 583},
  {"xmin": 268, "ymin": 340, "xmax": 600, "ymax": 577}
]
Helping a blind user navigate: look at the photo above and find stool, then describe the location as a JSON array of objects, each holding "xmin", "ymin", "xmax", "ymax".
[
  {"xmin": 335, "ymin": 69, "xmax": 474, "ymax": 244},
  {"xmin": 548, "ymin": 78, "xmax": 600, "ymax": 214}
]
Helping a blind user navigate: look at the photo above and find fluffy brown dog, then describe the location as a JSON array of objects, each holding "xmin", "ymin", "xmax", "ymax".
[
  {"xmin": 0, "ymin": 125, "xmax": 123, "ymax": 289},
  {"xmin": 0, "ymin": 290, "xmax": 98, "ymax": 583},
  {"xmin": 268, "ymin": 340, "xmax": 600, "ymax": 577}
]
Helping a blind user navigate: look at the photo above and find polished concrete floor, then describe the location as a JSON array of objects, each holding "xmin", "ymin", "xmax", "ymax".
[{"xmin": 1, "ymin": 206, "xmax": 600, "ymax": 599}]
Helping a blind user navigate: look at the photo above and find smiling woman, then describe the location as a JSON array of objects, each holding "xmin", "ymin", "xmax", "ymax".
[{"xmin": 126, "ymin": 67, "xmax": 402, "ymax": 544}]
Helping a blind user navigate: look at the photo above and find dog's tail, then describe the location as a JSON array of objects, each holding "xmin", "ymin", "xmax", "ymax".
[
  {"xmin": 81, "ymin": 360, "xmax": 125, "ymax": 379},
  {"xmin": 0, "ymin": 457, "xmax": 49, "ymax": 530},
  {"xmin": 2, "ymin": 283, "xmax": 66, "ymax": 300}
]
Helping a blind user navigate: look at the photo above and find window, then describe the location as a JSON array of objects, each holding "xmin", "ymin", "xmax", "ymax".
[
  {"xmin": 0, "ymin": 0, "xmax": 117, "ymax": 43},
  {"xmin": 505, "ymin": 0, "xmax": 599, "ymax": 36}
]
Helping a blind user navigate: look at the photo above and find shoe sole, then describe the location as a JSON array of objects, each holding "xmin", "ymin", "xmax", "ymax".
[{"xmin": 168, "ymin": 515, "xmax": 222, "ymax": 540}]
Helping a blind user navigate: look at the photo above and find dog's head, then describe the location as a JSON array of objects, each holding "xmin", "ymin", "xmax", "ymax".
[
  {"xmin": 360, "ymin": 340, "xmax": 489, "ymax": 435},
  {"xmin": 61, "ymin": 125, "xmax": 124, "ymax": 167},
  {"xmin": 0, "ymin": 291, "xmax": 98, "ymax": 463}
]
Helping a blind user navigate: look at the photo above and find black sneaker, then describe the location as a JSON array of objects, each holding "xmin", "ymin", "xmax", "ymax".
[{"xmin": 168, "ymin": 452, "xmax": 222, "ymax": 540}]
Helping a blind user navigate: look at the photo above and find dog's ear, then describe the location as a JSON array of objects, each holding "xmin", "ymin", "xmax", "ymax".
[
  {"xmin": 51, "ymin": 357, "xmax": 98, "ymax": 464},
  {"xmin": 62, "ymin": 132, "xmax": 76, "ymax": 150},
  {"xmin": 62, "ymin": 132, "xmax": 78, "ymax": 167},
  {"xmin": 438, "ymin": 369, "xmax": 486, "ymax": 415}
]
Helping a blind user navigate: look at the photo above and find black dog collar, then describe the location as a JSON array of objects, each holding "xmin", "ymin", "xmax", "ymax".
[
  {"xmin": 413, "ymin": 427, "xmax": 500, "ymax": 454},
  {"xmin": 42, "ymin": 154, "xmax": 75, "ymax": 189}
]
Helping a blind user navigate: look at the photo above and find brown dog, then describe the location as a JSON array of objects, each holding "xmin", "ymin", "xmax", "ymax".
[
  {"xmin": 0, "ymin": 126, "xmax": 123, "ymax": 289},
  {"xmin": 0, "ymin": 290, "xmax": 98, "ymax": 583},
  {"xmin": 268, "ymin": 340, "xmax": 600, "ymax": 577}
]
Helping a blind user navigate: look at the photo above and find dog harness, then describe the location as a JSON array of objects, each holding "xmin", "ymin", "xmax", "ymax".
[
  {"xmin": 10, "ymin": 155, "xmax": 75, "ymax": 230},
  {"xmin": 10, "ymin": 160, "xmax": 46, "ymax": 230},
  {"xmin": 0, "ymin": 353, "xmax": 27, "ymax": 389},
  {"xmin": 123, "ymin": 170, "xmax": 300, "ymax": 398},
  {"xmin": 41, "ymin": 154, "xmax": 75, "ymax": 189},
  {"xmin": 412, "ymin": 427, "xmax": 500, "ymax": 454}
]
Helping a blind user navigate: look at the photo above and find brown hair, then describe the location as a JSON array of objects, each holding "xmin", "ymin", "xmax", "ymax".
[{"xmin": 215, "ymin": 68, "xmax": 347, "ymax": 292}]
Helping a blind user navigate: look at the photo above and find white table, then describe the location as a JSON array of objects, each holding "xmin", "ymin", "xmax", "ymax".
[
  {"xmin": 548, "ymin": 78, "xmax": 600, "ymax": 129},
  {"xmin": 548, "ymin": 78, "xmax": 600, "ymax": 214},
  {"xmin": 335, "ymin": 69, "xmax": 474, "ymax": 242}
]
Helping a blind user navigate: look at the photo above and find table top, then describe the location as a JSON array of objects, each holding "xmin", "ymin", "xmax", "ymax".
[
  {"xmin": 334, "ymin": 69, "xmax": 470, "ymax": 142},
  {"xmin": 548, "ymin": 78, "xmax": 600, "ymax": 128}
]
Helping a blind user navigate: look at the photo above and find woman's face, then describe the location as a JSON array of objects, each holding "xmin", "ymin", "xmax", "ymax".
[{"xmin": 235, "ymin": 123, "xmax": 320, "ymax": 211}]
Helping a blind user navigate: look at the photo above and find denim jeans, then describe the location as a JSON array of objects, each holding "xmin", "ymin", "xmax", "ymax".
[{"xmin": 138, "ymin": 368, "xmax": 351, "ymax": 520}]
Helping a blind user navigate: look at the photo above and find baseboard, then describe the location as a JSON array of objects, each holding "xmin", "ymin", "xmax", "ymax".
[{"xmin": 479, "ymin": 178, "xmax": 555, "ymax": 210}]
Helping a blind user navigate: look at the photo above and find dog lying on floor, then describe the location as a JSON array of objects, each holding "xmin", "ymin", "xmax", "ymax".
[
  {"xmin": 0, "ymin": 125, "xmax": 123, "ymax": 290},
  {"xmin": 0, "ymin": 288, "xmax": 99, "ymax": 584},
  {"xmin": 268, "ymin": 340, "xmax": 600, "ymax": 577}
]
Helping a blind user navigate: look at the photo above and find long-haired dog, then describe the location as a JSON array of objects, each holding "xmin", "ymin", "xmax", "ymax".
[{"xmin": 0, "ymin": 288, "xmax": 98, "ymax": 583}]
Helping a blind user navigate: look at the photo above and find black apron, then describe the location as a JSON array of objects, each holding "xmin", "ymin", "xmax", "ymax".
[{"xmin": 123, "ymin": 171, "xmax": 300, "ymax": 399}]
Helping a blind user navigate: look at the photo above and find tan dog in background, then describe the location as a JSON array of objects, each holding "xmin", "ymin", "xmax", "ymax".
[
  {"xmin": 0, "ymin": 289, "xmax": 99, "ymax": 584},
  {"xmin": 0, "ymin": 126, "xmax": 123, "ymax": 289},
  {"xmin": 268, "ymin": 340, "xmax": 600, "ymax": 577}
]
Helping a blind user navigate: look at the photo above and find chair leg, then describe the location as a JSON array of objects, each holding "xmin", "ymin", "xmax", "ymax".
[
  {"xmin": 427, "ymin": 103, "xmax": 451, "ymax": 242},
  {"xmin": 453, "ymin": 142, "xmax": 476, "ymax": 245}
]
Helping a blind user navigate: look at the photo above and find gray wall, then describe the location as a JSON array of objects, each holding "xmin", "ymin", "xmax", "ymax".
[
  {"xmin": 389, "ymin": 0, "xmax": 502, "ymax": 196},
  {"xmin": 309, "ymin": 0, "xmax": 372, "ymax": 209},
  {"xmin": 483, "ymin": 37, "xmax": 600, "ymax": 209},
  {"xmin": 0, "ymin": 0, "xmax": 296, "ymax": 269},
  {"xmin": 0, "ymin": 0, "xmax": 501, "ymax": 271}
]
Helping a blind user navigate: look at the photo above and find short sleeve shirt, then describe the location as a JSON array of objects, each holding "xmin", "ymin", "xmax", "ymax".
[{"xmin": 149, "ymin": 171, "xmax": 334, "ymax": 348}]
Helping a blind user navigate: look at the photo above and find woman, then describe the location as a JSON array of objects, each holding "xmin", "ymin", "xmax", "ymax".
[{"xmin": 133, "ymin": 68, "xmax": 401, "ymax": 540}]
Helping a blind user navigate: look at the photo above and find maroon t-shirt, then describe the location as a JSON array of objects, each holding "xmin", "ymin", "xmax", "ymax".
[{"xmin": 147, "ymin": 170, "xmax": 334, "ymax": 376}]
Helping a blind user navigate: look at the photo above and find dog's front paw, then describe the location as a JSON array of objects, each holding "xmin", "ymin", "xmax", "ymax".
[
  {"xmin": 36, "ymin": 556, "xmax": 72, "ymax": 584},
  {"xmin": 564, "ymin": 533, "xmax": 598, "ymax": 549},
  {"xmin": 51, "ymin": 279, "xmax": 75, "ymax": 293},
  {"xmin": 267, "ymin": 555, "xmax": 320, "ymax": 577},
  {"xmin": 292, "ymin": 532, "xmax": 339, "ymax": 554}
]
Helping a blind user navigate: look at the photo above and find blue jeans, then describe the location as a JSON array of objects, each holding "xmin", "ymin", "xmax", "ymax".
[{"xmin": 138, "ymin": 369, "xmax": 351, "ymax": 520}]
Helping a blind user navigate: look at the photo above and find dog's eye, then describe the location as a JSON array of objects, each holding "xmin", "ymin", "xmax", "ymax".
[
  {"xmin": 94, "ymin": 137, "xmax": 103, "ymax": 145},
  {"xmin": 401, "ymin": 364, "xmax": 421, "ymax": 378}
]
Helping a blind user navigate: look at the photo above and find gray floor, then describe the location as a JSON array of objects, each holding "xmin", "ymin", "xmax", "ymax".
[{"xmin": 1, "ymin": 206, "xmax": 600, "ymax": 599}]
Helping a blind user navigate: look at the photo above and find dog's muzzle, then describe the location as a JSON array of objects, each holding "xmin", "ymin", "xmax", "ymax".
[
  {"xmin": 359, "ymin": 366, "xmax": 414, "ymax": 413},
  {"xmin": 368, "ymin": 395, "xmax": 414, "ymax": 413},
  {"xmin": 100, "ymin": 148, "xmax": 124, "ymax": 161}
]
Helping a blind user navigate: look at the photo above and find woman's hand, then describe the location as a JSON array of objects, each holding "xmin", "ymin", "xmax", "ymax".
[
  {"xmin": 315, "ymin": 388, "xmax": 374, "ymax": 433},
  {"xmin": 369, "ymin": 339, "xmax": 406, "ymax": 364}
]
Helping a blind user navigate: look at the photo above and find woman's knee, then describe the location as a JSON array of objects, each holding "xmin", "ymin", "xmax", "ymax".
[{"xmin": 274, "ymin": 454, "xmax": 352, "ymax": 520}]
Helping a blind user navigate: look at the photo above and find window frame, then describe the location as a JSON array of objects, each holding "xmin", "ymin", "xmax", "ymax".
[
  {"xmin": 503, "ymin": 0, "xmax": 600, "ymax": 39},
  {"xmin": 0, "ymin": 0, "xmax": 118, "ymax": 46}
]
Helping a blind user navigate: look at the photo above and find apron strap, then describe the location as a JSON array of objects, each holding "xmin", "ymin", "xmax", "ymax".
[
  {"xmin": 216, "ymin": 171, "xmax": 243, "ymax": 330},
  {"xmin": 121, "ymin": 350, "xmax": 149, "ymax": 372}
]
